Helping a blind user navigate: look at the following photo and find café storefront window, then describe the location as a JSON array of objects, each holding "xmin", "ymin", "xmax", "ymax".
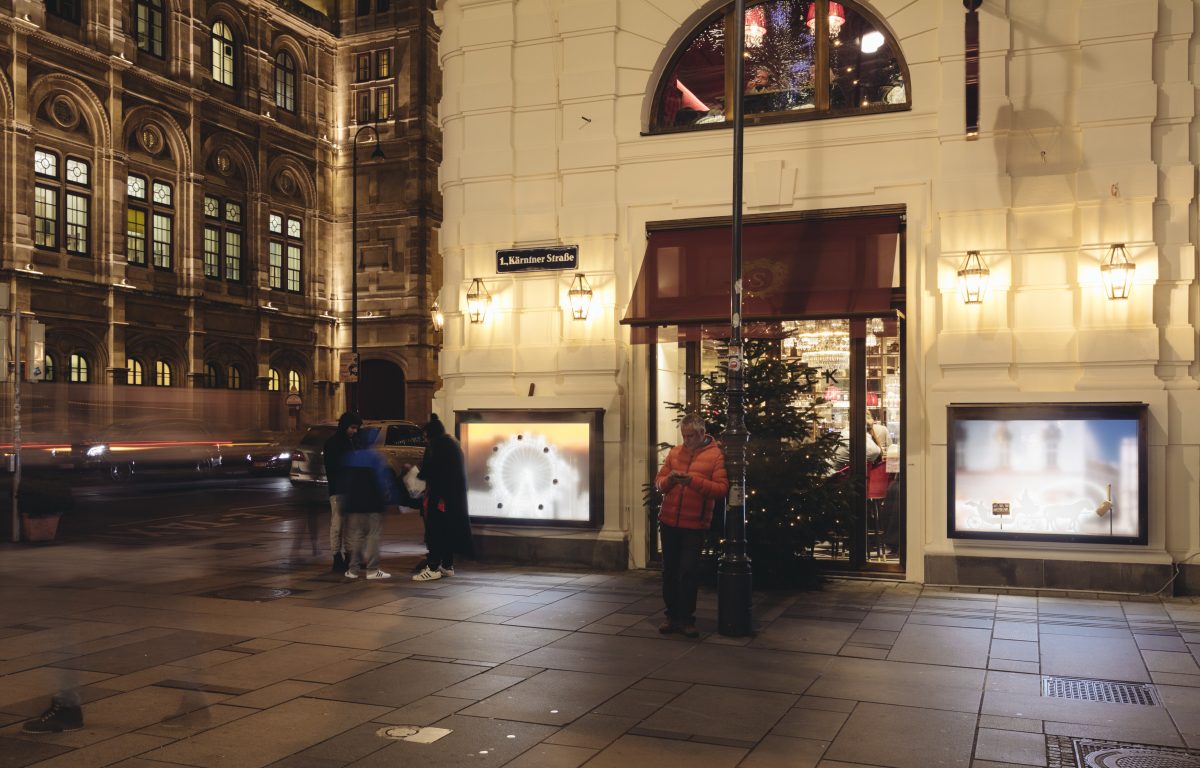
[{"xmin": 625, "ymin": 209, "xmax": 906, "ymax": 573}]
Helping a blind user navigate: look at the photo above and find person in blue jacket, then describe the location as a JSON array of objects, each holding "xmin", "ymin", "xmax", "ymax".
[{"xmin": 341, "ymin": 441, "xmax": 400, "ymax": 580}]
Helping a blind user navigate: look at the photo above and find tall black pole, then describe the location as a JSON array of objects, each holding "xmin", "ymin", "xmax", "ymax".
[
  {"xmin": 350, "ymin": 132, "xmax": 359, "ymax": 413},
  {"xmin": 718, "ymin": 0, "xmax": 753, "ymax": 637},
  {"xmin": 349, "ymin": 125, "xmax": 382, "ymax": 413}
]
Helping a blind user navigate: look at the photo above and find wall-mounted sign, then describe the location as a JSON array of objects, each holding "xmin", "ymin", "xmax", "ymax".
[{"xmin": 496, "ymin": 245, "xmax": 578, "ymax": 273}]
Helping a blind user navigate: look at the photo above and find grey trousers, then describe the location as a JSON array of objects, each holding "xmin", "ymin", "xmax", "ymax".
[
  {"xmin": 329, "ymin": 494, "xmax": 347, "ymax": 555},
  {"xmin": 345, "ymin": 512, "xmax": 383, "ymax": 572}
]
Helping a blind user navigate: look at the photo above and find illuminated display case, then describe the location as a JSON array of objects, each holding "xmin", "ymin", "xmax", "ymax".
[
  {"xmin": 456, "ymin": 409, "xmax": 604, "ymax": 527},
  {"xmin": 947, "ymin": 403, "xmax": 1148, "ymax": 544}
]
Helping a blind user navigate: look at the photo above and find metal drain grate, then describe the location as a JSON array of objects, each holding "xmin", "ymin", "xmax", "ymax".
[
  {"xmin": 1047, "ymin": 736, "xmax": 1200, "ymax": 768},
  {"xmin": 1042, "ymin": 676, "xmax": 1158, "ymax": 706}
]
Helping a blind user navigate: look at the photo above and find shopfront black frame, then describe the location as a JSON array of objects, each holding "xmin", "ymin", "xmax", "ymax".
[{"xmin": 947, "ymin": 402, "xmax": 1149, "ymax": 545}]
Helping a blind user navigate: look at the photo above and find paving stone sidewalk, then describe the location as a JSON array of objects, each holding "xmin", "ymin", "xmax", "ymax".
[{"xmin": 2, "ymin": 514, "xmax": 1200, "ymax": 767}]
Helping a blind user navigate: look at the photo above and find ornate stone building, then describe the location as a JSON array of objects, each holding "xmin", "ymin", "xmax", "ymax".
[{"xmin": 0, "ymin": 0, "xmax": 440, "ymax": 436}]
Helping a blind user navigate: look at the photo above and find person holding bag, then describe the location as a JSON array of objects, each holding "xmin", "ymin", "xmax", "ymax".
[{"xmin": 412, "ymin": 414, "xmax": 474, "ymax": 581}]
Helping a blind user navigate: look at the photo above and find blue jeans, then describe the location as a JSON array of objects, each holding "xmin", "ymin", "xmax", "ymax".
[{"xmin": 660, "ymin": 523, "xmax": 704, "ymax": 626}]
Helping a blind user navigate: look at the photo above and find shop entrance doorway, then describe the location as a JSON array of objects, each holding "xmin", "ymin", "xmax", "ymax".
[{"xmin": 627, "ymin": 207, "xmax": 906, "ymax": 576}]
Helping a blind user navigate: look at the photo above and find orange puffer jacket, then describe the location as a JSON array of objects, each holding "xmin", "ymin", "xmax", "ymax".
[{"xmin": 655, "ymin": 436, "xmax": 729, "ymax": 530}]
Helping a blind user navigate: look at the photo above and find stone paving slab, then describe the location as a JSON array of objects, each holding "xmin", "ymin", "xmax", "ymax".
[{"xmin": 4, "ymin": 522, "xmax": 1200, "ymax": 768}]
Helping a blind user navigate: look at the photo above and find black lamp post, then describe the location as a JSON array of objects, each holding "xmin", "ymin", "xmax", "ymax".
[
  {"xmin": 719, "ymin": 0, "xmax": 753, "ymax": 636},
  {"xmin": 350, "ymin": 125, "xmax": 385, "ymax": 413}
]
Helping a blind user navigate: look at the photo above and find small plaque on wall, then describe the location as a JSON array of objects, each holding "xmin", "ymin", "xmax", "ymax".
[{"xmin": 496, "ymin": 245, "xmax": 578, "ymax": 273}]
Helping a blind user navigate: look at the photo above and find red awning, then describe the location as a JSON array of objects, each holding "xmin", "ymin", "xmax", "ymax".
[{"xmin": 622, "ymin": 214, "xmax": 901, "ymax": 343}]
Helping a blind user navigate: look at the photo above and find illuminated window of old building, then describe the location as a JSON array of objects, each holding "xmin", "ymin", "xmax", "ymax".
[
  {"xmin": 268, "ymin": 368, "xmax": 281, "ymax": 391},
  {"xmin": 375, "ymin": 88, "xmax": 390, "ymax": 121},
  {"xmin": 274, "ymin": 51, "xmax": 296, "ymax": 112},
  {"xmin": 44, "ymin": 355, "xmax": 55, "ymax": 382},
  {"xmin": 33, "ymin": 149, "xmax": 91, "ymax": 256},
  {"xmin": 204, "ymin": 362, "xmax": 221, "ymax": 388},
  {"xmin": 155, "ymin": 360, "xmax": 173, "ymax": 387},
  {"xmin": 203, "ymin": 194, "xmax": 243, "ymax": 282},
  {"xmin": 376, "ymin": 50, "xmax": 391, "ymax": 78},
  {"xmin": 211, "ymin": 20, "xmax": 235, "ymax": 87},
  {"xmin": 268, "ymin": 213, "xmax": 304, "ymax": 293},
  {"xmin": 127, "ymin": 358, "xmax": 145, "ymax": 385},
  {"xmin": 126, "ymin": 174, "xmax": 172, "ymax": 269},
  {"xmin": 287, "ymin": 370, "xmax": 301, "ymax": 392},
  {"xmin": 69, "ymin": 353, "xmax": 90, "ymax": 383},
  {"xmin": 135, "ymin": 0, "xmax": 165, "ymax": 57},
  {"xmin": 227, "ymin": 365, "xmax": 242, "ymax": 390}
]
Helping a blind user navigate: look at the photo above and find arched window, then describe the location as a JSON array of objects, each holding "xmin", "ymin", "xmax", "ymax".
[
  {"xmin": 127, "ymin": 174, "xmax": 173, "ymax": 270},
  {"xmin": 34, "ymin": 149, "xmax": 92, "ymax": 256},
  {"xmin": 274, "ymin": 51, "xmax": 296, "ymax": 113},
  {"xmin": 227, "ymin": 365, "xmax": 242, "ymax": 390},
  {"xmin": 69, "ymin": 353, "xmax": 89, "ymax": 383},
  {"xmin": 127, "ymin": 358, "xmax": 145, "ymax": 385},
  {"xmin": 268, "ymin": 368, "xmax": 281, "ymax": 391},
  {"xmin": 204, "ymin": 362, "xmax": 221, "ymax": 388},
  {"xmin": 211, "ymin": 20, "xmax": 235, "ymax": 87},
  {"xmin": 203, "ymin": 193, "xmax": 243, "ymax": 282},
  {"xmin": 44, "ymin": 354, "xmax": 56, "ymax": 382},
  {"xmin": 268, "ymin": 213, "xmax": 303, "ymax": 292},
  {"xmin": 155, "ymin": 360, "xmax": 172, "ymax": 387},
  {"xmin": 653, "ymin": 0, "xmax": 908, "ymax": 132},
  {"xmin": 135, "ymin": 0, "xmax": 165, "ymax": 57},
  {"xmin": 287, "ymin": 370, "xmax": 301, "ymax": 392}
]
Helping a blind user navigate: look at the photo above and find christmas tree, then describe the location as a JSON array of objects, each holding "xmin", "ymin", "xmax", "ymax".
[{"xmin": 651, "ymin": 337, "xmax": 853, "ymax": 589}]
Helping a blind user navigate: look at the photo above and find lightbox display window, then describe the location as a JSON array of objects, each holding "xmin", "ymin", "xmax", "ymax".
[
  {"xmin": 457, "ymin": 409, "xmax": 603, "ymax": 527},
  {"xmin": 947, "ymin": 403, "xmax": 1148, "ymax": 544}
]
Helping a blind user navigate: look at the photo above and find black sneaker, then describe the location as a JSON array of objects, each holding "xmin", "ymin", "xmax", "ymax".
[
  {"xmin": 331, "ymin": 551, "xmax": 347, "ymax": 573},
  {"xmin": 22, "ymin": 702, "xmax": 83, "ymax": 734}
]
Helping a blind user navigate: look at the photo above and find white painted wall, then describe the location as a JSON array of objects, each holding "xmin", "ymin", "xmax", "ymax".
[{"xmin": 435, "ymin": 0, "xmax": 1200, "ymax": 579}]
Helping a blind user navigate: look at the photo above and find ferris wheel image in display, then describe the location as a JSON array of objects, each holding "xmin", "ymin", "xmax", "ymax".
[{"xmin": 481, "ymin": 431, "xmax": 585, "ymax": 521}]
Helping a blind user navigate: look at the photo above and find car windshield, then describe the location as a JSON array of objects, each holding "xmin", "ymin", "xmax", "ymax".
[
  {"xmin": 359, "ymin": 427, "xmax": 381, "ymax": 445},
  {"xmin": 299, "ymin": 426, "xmax": 337, "ymax": 447}
]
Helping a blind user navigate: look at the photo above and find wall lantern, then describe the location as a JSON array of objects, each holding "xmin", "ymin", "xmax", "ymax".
[
  {"xmin": 431, "ymin": 298, "xmax": 444, "ymax": 331},
  {"xmin": 465, "ymin": 278, "xmax": 491, "ymax": 324},
  {"xmin": 567, "ymin": 273, "xmax": 593, "ymax": 321},
  {"xmin": 1101, "ymin": 243, "xmax": 1136, "ymax": 300},
  {"xmin": 806, "ymin": 2, "xmax": 846, "ymax": 37},
  {"xmin": 956, "ymin": 250, "xmax": 990, "ymax": 304}
]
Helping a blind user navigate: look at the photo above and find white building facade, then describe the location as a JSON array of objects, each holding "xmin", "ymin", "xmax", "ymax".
[{"xmin": 434, "ymin": 0, "xmax": 1200, "ymax": 592}]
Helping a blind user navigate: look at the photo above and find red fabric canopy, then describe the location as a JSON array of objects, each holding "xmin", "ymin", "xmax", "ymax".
[{"xmin": 622, "ymin": 215, "xmax": 901, "ymax": 343}]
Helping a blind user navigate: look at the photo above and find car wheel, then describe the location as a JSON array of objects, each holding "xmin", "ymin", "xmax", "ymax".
[{"xmin": 108, "ymin": 462, "xmax": 133, "ymax": 482}]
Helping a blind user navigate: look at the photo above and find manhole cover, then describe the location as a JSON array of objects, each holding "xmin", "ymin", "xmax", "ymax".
[
  {"xmin": 376, "ymin": 726, "xmax": 452, "ymax": 744},
  {"xmin": 1048, "ymin": 736, "xmax": 1200, "ymax": 768},
  {"xmin": 204, "ymin": 586, "xmax": 293, "ymax": 602},
  {"xmin": 1042, "ymin": 676, "xmax": 1158, "ymax": 706}
]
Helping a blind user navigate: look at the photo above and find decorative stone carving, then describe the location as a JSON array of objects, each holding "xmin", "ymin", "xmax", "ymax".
[{"xmin": 48, "ymin": 94, "xmax": 80, "ymax": 130}]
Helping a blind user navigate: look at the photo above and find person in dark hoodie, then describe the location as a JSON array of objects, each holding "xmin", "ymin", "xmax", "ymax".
[
  {"xmin": 342, "ymin": 439, "xmax": 400, "ymax": 579},
  {"xmin": 323, "ymin": 411, "xmax": 362, "ymax": 572},
  {"xmin": 412, "ymin": 414, "xmax": 474, "ymax": 581}
]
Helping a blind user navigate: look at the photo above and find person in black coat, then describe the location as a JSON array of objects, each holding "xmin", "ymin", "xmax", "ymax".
[
  {"xmin": 412, "ymin": 414, "xmax": 474, "ymax": 581},
  {"xmin": 323, "ymin": 411, "xmax": 361, "ymax": 572}
]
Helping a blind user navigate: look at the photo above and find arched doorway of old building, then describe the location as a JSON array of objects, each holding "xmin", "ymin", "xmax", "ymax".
[{"xmin": 359, "ymin": 359, "xmax": 406, "ymax": 420}]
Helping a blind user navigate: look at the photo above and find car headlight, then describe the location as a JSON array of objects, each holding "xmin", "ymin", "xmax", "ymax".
[
  {"xmin": 277, "ymin": 452, "xmax": 291, "ymax": 460},
  {"xmin": 86, "ymin": 445, "xmax": 107, "ymax": 457}
]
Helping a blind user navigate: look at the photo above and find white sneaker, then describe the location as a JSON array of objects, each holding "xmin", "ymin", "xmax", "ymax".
[
  {"xmin": 412, "ymin": 566, "xmax": 442, "ymax": 582},
  {"xmin": 365, "ymin": 569, "xmax": 392, "ymax": 580},
  {"xmin": 437, "ymin": 566, "xmax": 455, "ymax": 577},
  {"xmin": 345, "ymin": 569, "xmax": 359, "ymax": 579}
]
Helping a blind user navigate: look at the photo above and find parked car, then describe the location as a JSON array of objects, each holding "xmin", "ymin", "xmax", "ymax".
[
  {"xmin": 289, "ymin": 419, "xmax": 425, "ymax": 486},
  {"xmin": 63, "ymin": 418, "xmax": 224, "ymax": 482}
]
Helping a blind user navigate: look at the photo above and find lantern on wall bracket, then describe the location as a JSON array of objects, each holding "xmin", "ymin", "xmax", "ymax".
[
  {"xmin": 568, "ymin": 273, "xmax": 593, "ymax": 321},
  {"xmin": 465, "ymin": 278, "xmax": 491, "ymax": 324},
  {"xmin": 1101, "ymin": 243, "xmax": 1136, "ymax": 300},
  {"xmin": 957, "ymin": 250, "xmax": 990, "ymax": 305},
  {"xmin": 431, "ymin": 298, "xmax": 444, "ymax": 331}
]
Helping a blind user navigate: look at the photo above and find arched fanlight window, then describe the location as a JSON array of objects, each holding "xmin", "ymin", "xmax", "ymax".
[
  {"xmin": 287, "ymin": 370, "xmax": 301, "ymax": 392},
  {"xmin": 653, "ymin": 0, "xmax": 908, "ymax": 132},
  {"xmin": 127, "ymin": 358, "xmax": 145, "ymax": 385},
  {"xmin": 274, "ymin": 51, "xmax": 297, "ymax": 112},
  {"xmin": 227, "ymin": 365, "xmax": 242, "ymax": 390},
  {"xmin": 211, "ymin": 20, "xmax": 236, "ymax": 87},
  {"xmin": 155, "ymin": 360, "xmax": 173, "ymax": 387},
  {"xmin": 268, "ymin": 367, "xmax": 281, "ymax": 391},
  {"xmin": 69, "ymin": 353, "xmax": 90, "ymax": 383},
  {"xmin": 44, "ymin": 354, "xmax": 55, "ymax": 382}
]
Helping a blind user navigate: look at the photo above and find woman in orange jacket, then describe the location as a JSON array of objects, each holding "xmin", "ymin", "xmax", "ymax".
[{"xmin": 655, "ymin": 413, "xmax": 729, "ymax": 637}]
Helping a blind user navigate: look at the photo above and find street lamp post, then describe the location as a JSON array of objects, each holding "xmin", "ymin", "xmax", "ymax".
[
  {"xmin": 350, "ymin": 125, "xmax": 385, "ymax": 413},
  {"xmin": 718, "ymin": 0, "xmax": 753, "ymax": 636}
]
